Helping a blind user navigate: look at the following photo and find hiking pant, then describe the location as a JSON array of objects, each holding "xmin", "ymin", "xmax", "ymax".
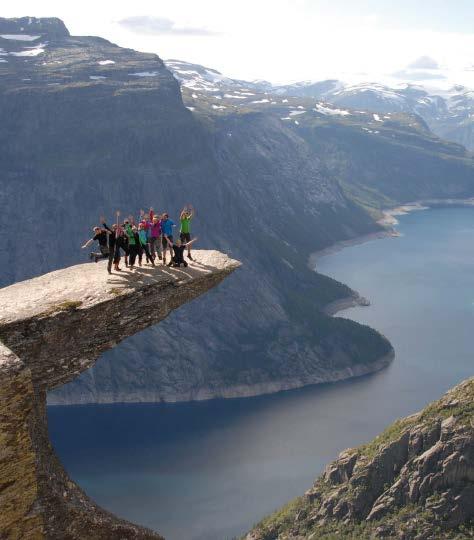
[
  {"xmin": 139, "ymin": 243, "xmax": 153, "ymax": 264},
  {"xmin": 172, "ymin": 257, "xmax": 188, "ymax": 268},
  {"xmin": 149, "ymin": 236, "xmax": 161, "ymax": 259},
  {"xmin": 107, "ymin": 246, "xmax": 121, "ymax": 272},
  {"xmin": 92, "ymin": 245, "xmax": 109, "ymax": 260},
  {"xmin": 129, "ymin": 244, "xmax": 139, "ymax": 266}
]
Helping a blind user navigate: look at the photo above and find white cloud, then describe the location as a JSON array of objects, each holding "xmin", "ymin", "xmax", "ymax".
[
  {"xmin": 118, "ymin": 16, "xmax": 218, "ymax": 36},
  {"xmin": 391, "ymin": 69, "xmax": 446, "ymax": 81},
  {"xmin": 408, "ymin": 56, "xmax": 440, "ymax": 70}
]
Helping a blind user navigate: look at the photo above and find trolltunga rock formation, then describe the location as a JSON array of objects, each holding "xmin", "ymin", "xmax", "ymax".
[{"xmin": 0, "ymin": 250, "xmax": 240, "ymax": 540}]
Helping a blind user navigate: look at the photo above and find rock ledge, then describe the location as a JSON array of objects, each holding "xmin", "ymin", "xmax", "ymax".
[{"xmin": 0, "ymin": 250, "xmax": 240, "ymax": 539}]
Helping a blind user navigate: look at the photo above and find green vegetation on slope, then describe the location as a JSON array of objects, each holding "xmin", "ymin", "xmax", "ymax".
[{"xmin": 248, "ymin": 379, "xmax": 474, "ymax": 540}]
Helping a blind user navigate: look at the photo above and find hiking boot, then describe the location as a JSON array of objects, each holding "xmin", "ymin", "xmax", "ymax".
[
  {"xmin": 187, "ymin": 254, "xmax": 193, "ymax": 260},
  {"xmin": 94, "ymin": 255, "xmax": 100, "ymax": 263},
  {"xmin": 158, "ymin": 253, "xmax": 163, "ymax": 260}
]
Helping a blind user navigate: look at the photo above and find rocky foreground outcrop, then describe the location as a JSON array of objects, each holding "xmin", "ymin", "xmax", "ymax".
[
  {"xmin": 247, "ymin": 378, "xmax": 474, "ymax": 539},
  {"xmin": 0, "ymin": 251, "xmax": 239, "ymax": 539}
]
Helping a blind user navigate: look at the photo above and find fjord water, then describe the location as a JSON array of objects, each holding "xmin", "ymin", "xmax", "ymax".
[{"xmin": 48, "ymin": 207, "xmax": 474, "ymax": 540}]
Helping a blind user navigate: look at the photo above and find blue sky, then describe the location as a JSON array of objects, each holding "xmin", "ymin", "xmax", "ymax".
[
  {"xmin": 3, "ymin": 0, "xmax": 474, "ymax": 86},
  {"xmin": 307, "ymin": 0, "xmax": 474, "ymax": 34}
]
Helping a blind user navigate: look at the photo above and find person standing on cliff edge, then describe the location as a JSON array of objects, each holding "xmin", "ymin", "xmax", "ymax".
[
  {"xmin": 180, "ymin": 205, "xmax": 194, "ymax": 261},
  {"xmin": 161, "ymin": 212, "xmax": 176, "ymax": 266}
]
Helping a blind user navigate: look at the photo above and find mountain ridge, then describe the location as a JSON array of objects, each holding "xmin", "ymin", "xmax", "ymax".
[{"xmin": 165, "ymin": 58, "xmax": 474, "ymax": 151}]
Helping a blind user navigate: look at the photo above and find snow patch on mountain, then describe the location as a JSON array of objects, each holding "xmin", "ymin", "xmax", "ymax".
[
  {"xmin": 289, "ymin": 110, "xmax": 306, "ymax": 116},
  {"xmin": 314, "ymin": 104, "xmax": 351, "ymax": 116},
  {"xmin": 224, "ymin": 93, "xmax": 246, "ymax": 99},
  {"xmin": 9, "ymin": 43, "xmax": 46, "ymax": 57},
  {"xmin": 0, "ymin": 34, "xmax": 40, "ymax": 41},
  {"xmin": 129, "ymin": 71, "xmax": 159, "ymax": 77}
]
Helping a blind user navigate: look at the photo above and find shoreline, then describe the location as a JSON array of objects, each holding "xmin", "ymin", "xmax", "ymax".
[
  {"xmin": 47, "ymin": 350, "xmax": 395, "ymax": 406},
  {"xmin": 313, "ymin": 197, "xmax": 474, "ymax": 317},
  {"xmin": 322, "ymin": 294, "xmax": 371, "ymax": 316}
]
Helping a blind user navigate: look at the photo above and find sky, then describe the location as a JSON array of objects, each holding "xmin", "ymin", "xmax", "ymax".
[{"xmin": 3, "ymin": 0, "xmax": 474, "ymax": 87}]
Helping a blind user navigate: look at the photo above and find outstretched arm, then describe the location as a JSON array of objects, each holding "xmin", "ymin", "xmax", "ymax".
[
  {"xmin": 81, "ymin": 238, "xmax": 94, "ymax": 249},
  {"xmin": 183, "ymin": 237, "xmax": 198, "ymax": 247}
]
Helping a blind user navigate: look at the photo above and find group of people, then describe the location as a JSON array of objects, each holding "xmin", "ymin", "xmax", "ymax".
[{"xmin": 82, "ymin": 206, "xmax": 197, "ymax": 274}]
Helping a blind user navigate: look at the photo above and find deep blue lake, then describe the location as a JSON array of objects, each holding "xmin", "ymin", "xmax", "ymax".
[{"xmin": 48, "ymin": 207, "xmax": 474, "ymax": 540}]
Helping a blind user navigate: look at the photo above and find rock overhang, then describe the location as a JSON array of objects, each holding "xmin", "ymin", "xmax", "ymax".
[
  {"xmin": 0, "ymin": 249, "xmax": 240, "ymax": 539},
  {"xmin": 0, "ymin": 249, "xmax": 240, "ymax": 390}
]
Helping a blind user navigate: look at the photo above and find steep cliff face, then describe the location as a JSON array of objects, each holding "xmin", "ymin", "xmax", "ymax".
[
  {"xmin": 247, "ymin": 378, "xmax": 474, "ymax": 540},
  {"xmin": 0, "ymin": 252, "xmax": 239, "ymax": 539}
]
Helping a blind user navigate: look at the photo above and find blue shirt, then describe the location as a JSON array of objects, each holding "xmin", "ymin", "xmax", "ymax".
[
  {"xmin": 138, "ymin": 230, "xmax": 148, "ymax": 246},
  {"xmin": 161, "ymin": 219, "xmax": 174, "ymax": 237}
]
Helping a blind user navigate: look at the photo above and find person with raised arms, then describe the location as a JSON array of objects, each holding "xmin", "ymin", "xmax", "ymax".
[
  {"xmin": 101, "ymin": 219, "xmax": 121, "ymax": 274},
  {"xmin": 180, "ymin": 205, "xmax": 194, "ymax": 261},
  {"xmin": 166, "ymin": 237, "xmax": 198, "ymax": 268},
  {"xmin": 147, "ymin": 208, "xmax": 163, "ymax": 262},
  {"xmin": 123, "ymin": 217, "xmax": 139, "ymax": 269},
  {"xmin": 160, "ymin": 212, "xmax": 176, "ymax": 266},
  {"xmin": 138, "ymin": 222, "xmax": 155, "ymax": 266}
]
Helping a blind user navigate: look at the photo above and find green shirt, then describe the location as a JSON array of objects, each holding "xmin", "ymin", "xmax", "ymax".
[
  {"xmin": 180, "ymin": 216, "xmax": 191, "ymax": 234},
  {"xmin": 124, "ymin": 224, "xmax": 136, "ymax": 245}
]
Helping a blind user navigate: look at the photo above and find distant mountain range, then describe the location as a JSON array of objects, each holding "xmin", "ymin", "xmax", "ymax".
[{"xmin": 166, "ymin": 59, "xmax": 474, "ymax": 151}]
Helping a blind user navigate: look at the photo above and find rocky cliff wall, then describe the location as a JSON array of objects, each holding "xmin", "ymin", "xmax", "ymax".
[
  {"xmin": 247, "ymin": 378, "xmax": 474, "ymax": 540},
  {"xmin": 0, "ymin": 251, "xmax": 239, "ymax": 539}
]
